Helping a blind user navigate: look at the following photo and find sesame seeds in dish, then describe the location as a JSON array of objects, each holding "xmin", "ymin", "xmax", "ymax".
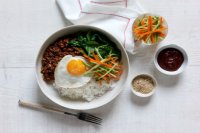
[{"xmin": 131, "ymin": 74, "xmax": 156, "ymax": 96}]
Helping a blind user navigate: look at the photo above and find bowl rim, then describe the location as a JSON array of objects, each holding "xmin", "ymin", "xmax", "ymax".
[
  {"xmin": 131, "ymin": 73, "xmax": 157, "ymax": 97},
  {"xmin": 154, "ymin": 44, "xmax": 188, "ymax": 75},
  {"xmin": 35, "ymin": 25, "xmax": 130, "ymax": 110}
]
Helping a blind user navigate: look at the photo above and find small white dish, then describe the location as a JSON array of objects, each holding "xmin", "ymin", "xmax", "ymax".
[
  {"xmin": 154, "ymin": 44, "xmax": 188, "ymax": 75},
  {"xmin": 131, "ymin": 74, "xmax": 157, "ymax": 97}
]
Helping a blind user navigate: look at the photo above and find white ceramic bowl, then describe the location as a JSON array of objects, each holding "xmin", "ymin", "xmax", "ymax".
[
  {"xmin": 154, "ymin": 44, "xmax": 188, "ymax": 75},
  {"xmin": 35, "ymin": 25, "xmax": 129, "ymax": 110},
  {"xmin": 131, "ymin": 74, "xmax": 157, "ymax": 97}
]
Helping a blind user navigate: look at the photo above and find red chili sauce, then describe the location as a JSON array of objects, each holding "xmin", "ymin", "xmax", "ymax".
[{"xmin": 157, "ymin": 48, "xmax": 184, "ymax": 71}]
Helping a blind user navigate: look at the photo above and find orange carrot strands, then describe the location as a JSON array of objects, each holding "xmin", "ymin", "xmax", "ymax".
[
  {"xmin": 134, "ymin": 26, "xmax": 148, "ymax": 31},
  {"xmin": 133, "ymin": 15, "xmax": 167, "ymax": 44},
  {"xmin": 139, "ymin": 28, "xmax": 167, "ymax": 38},
  {"xmin": 141, "ymin": 34, "xmax": 148, "ymax": 42},
  {"xmin": 159, "ymin": 33, "xmax": 166, "ymax": 37},
  {"xmin": 135, "ymin": 27, "xmax": 166, "ymax": 38},
  {"xmin": 83, "ymin": 54, "xmax": 91, "ymax": 59},
  {"xmin": 83, "ymin": 54, "xmax": 113, "ymax": 68},
  {"xmin": 83, "ymin": 51, "xmax": 123, "ymax": 83},
  {"xmin": 97, "ymin": 73, "xmax": 111, "ymax": 84},
  {"xmin": 134, "ymin": 29, "xmax": 148, "ymax": 34},
  {"xmin": 95, "ymin": 72, "xmax": 102, "ymax": 76},
  {"xmin": 107, "ymin": 73, "xmax": 116, "ymax": 78},
  {"xmin": 90, "ymin": 60, "xmax": 113, "ymax": 68},
  {"xmin": 111, "ymin": 57, "xmax": 118, "ymax": 62},
  {"xmin": 141, "ymin": 19, "xmax": 145, "ymax": 25},
  {"xmin": 92, "ymin": 52, "xmax": 99, "ymax": 61},
  {"xmin": 151, "ymin": 34, "xmax": 154, "ymax": 44},
  {"xmin": 102, "ymin": 76, "xmax": 108, "ymax": 81},
  {"xmin": 148, "ymin": 16, "xmax": 152, "ymax": 31}
]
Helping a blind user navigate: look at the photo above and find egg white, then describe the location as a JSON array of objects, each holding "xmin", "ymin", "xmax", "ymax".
[{"xmin": 54, "ymin": 55, "xmax": 91, "ymax": 89}]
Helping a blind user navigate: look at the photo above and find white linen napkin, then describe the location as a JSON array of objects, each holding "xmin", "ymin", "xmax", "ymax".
[{"xmin": 56, "ymin": 0, "xmax": 146, "ymax": 54}]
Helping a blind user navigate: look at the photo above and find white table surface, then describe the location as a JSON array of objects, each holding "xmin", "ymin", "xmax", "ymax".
[{"xmin": 0, "ymin": 0, "xmax": 200, "ymax": 132}]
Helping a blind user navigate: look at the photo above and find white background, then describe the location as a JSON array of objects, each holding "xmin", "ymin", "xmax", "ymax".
[{"xmin": 0, "ymin": 0, "xmax": 200, "ymax": 132}]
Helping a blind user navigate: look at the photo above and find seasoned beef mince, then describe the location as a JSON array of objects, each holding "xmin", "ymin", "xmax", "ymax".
[{"xmin": 41, "ymin": 38, "xmax": 82, "ymax": 81}]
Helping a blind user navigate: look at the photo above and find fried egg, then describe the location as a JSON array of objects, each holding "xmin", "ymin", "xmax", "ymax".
[{"xmin": 54, "ymin": 55, "xmax": 91, "ymax": 89}]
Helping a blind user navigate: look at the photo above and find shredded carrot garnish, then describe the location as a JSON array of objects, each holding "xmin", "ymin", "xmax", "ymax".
[
  {"xmin": 83, "ymin": 52, "xmax": 122, "ymax": 84},
  {"xmin": 133, "ymin": 15, "xmax": 167, "ymax": 44},
  {"xmin": 148, "ymin": 16, "xmax": 152, "ymax": 31},
  {"xmin": 92, "ymin": 52, "xmax": 99, "ymax": 61}
]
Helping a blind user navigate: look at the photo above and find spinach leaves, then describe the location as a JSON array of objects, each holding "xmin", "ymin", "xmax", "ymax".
[{"xmin": 68, "ymin": 31, "xmax": 121, "ymax": 59}]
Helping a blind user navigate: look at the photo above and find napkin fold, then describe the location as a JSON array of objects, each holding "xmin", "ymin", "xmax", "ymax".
[{"xmin": 56, "ymin": 0, "xmax": 146, "ymax": 54}]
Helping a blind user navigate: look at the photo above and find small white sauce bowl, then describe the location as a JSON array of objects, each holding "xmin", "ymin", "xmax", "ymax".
[
  {"xmin": 154, "ymin": 44, "xmax": 188, "ymax": 75},
  {"xmin": 131, "ymin": 74, "xmax": 157, "ymax": 98}
]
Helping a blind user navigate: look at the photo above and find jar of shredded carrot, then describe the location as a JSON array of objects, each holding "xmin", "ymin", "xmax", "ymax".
[{"xmin": 133, "ymin": 13, "xmax": 168, "ymax": 45}]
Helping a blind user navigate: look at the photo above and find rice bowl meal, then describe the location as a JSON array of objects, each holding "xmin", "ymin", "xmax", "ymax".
[
  {"xmin": 40, "ymin": 30, "xmax": 123, "ymax": 102},
  {"xmin": 35, "ymin": 25, "xmax": 129, "ymax": 110}
]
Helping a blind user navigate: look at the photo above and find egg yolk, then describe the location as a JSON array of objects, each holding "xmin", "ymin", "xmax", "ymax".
[{"xmin": 67, "ymin": 59, "xmax": 86, "ymax": 76}]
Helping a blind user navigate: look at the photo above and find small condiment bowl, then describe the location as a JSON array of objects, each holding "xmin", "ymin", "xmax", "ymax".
[
  {"xmin": 131, "ymin": 74, "xmax": 157, "ymax": 97},
  {"xmin": 133, "ymin": 13, "xmax": 168, "ymax": 45},
  {"xmin": 154, "ymin": 44, "xmax": 188, "ymax": 75}
]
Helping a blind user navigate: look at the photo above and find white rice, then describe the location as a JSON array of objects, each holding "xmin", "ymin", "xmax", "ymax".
[{"xmin": 53, "ymin": 79, "xmax": 112, "ymax": 101}]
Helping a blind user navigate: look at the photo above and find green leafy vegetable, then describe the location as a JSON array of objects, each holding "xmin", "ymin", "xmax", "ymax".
[{"xmin": 68, "ymin": 31, "xmax": 121, "ymax": 59}]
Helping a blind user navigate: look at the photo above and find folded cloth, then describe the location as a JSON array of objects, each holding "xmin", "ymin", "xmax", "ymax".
[{"xmin": 56, "ymin": 0, "xmax": 146, "ymax": 54}]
